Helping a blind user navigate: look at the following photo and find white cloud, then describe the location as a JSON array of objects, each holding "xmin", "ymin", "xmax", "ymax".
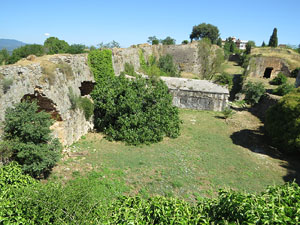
[{"xmin": 44, "ymin": 33, "xmax": 50, "ymax": 37}]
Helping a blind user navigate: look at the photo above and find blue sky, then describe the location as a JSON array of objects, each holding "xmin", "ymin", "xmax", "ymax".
[{"xmin": 1, "ymin": 0, "xmax": 299, "ymax": 47}]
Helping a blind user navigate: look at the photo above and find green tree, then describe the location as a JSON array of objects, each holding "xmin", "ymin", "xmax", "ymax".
[
  {"xmin": 0, "ymin": 48, "xmax": 9, "ymax": 65},
  {"xmin": 245, "ymin": 41, "xmax": 255, "ymax": 54},
  {"xmin": 160, "ymin": 36, "xmax": 176, "ymax": 45},
  {"xmin": 268, "ymin": 28, "xmax": 278, "ymax": 47},
  {"xmin": 98, "ymin": 40, "xmax": 120, "ymax": 49},
  {"xmin": 181, "ymin": 40, "xmax": 189, "ymax": 45},
  {"xmin": 2, "ymin": 101, "xmax": 62, "ymax": 177},
  {"xmin": 198, "ymin": 38, "xmax": 224, "ymax": 80},
  {"xmin": 67, "ymin": 44, "xmax": 86, "ymax": 54},
  {"xmin": 147, "ymin": 36, "xmax": 159, "ymax": 45},
  {"xmin": 217, "ymin": 38, "xmax": 222, "ymax": 47},
  {"xmin": 88, "ymin": 50, "xmax": 181, "ymax": 145},
  {"xmin": 8, "ymin": 44, "xmax": 45, "ymax": 64},
  {"xmin": 261, "ymin": 41, "xmax": 266, "ymax": 47},
  {"xmin": 190, "ymin": 23, "xmax": 220, "ymax": 44},
  {"xmin": 44, "ymin": 37, "xmax": 70, "ymax": 54}
]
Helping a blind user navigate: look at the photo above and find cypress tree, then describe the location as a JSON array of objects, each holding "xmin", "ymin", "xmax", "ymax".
[
  {"xmin": 268, "ymin": 28, "xmax": 278, "ymax": 47},
  {"xmin": 262, "ymin": 41, "xmax": 266, "ymax": 47},
  {"xmin": 217, "ymin": 38, "xmax": 222, "ymax": 47}
]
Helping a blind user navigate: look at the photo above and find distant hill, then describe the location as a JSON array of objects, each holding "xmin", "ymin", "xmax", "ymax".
[{"xmin": 0, "ymin": 39, "xmax": 27, "ymax": 52}]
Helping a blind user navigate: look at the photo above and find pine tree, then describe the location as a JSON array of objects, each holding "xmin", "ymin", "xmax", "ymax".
[
  {"xmin": 262, "ymin": 41, "xmax": 266, "ymax": 47},
  {"xmin": 268, "ymin": 28, "xmax": 278, "ymax": 47}
]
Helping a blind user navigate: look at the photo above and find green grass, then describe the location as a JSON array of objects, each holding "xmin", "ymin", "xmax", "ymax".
[{"xmin": 51, "ymin": 109, "xmax": 286, "ymax": 201}]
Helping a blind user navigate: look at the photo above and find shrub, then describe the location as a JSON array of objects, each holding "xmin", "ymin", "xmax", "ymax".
[
  {"xmin": 79, "ymin": 97, "xmax": 94, "ymax": 120},
  {"xmin": 158, "ymin": 54, "xmax": 180, "ymax": 77},
  {"xmin": 272, "ymin": 83, "xmax": 295, "ymax": 96},
  {"xmin": 123, "ymin": 62, "xmax": 138, "ymax": 76},
  {"xmin": 182, "ymin": 40, "xmax": 189, "ymax": 44},
  {"xmin": 89, "ymin": 50, "xmax": 181, "ymax": 145},
  {"xmin": 3, "ymin": 101, "xmax": 62, "ymax": 177},
  {"xmin": 291, "ymin": 67, "xmax": 300, "ymax": 78},
  {"xmin": 242, "ymin": 81, "xmax": 265, "ymax": 105},
  {"xmin": 68, "ymin": 87, "xmax": 94, "ymax": 120},
  {"xmin": 222, "ymin": 107, "xmax": 235, "ymax": 122},
  {"xmin": 270, "ymin": 72, "xmax": 287, "ymax": 85},
  {"xmin": 265, "ymin": 88, "xmax": 300, "ymax": 153},
  {"xmin": 8, "ymin": 44, "xmax": 45, "ymax": 64},
  {"xmin": 0, "ymin": 162, "xmax": 36, "ymax": 194},
  {"xmin": 2, "ymin": 77, "xmax": 13, "ymax": 93},
  {"xmin": 214, "ymin": 73, "xmax": 233, "ymax": 89}
]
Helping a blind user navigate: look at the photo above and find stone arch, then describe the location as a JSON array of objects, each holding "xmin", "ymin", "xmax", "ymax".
[
  {"xmin": 21, "ymin": 87, "xmax": 62, "ymax": 121},
  {"xmin": 263, "ymin": 67, "xmax": 273, "ymax": 78},
  {"xmin": 79, "ymin": 81, "xmax": 95, "ymax": 96}
]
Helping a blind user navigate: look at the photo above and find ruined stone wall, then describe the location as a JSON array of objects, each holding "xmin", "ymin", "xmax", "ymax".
[
  {"xmin": 161, "ymin": 77, "xmax": 229, "ymax": 111},
  {"xmin": 246, "ymin": 56, "xmax": 290, "ymax": 79},
  {"xmin": 0, "ymin": 54, "xmax": 94, "ymax": 146},
  {"xmin": 112, "ymin": 42, "xmax": 219, "ymax": 76}
]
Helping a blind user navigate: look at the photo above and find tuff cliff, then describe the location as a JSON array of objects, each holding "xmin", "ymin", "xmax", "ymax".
[
  {"xmin": 112, "ymin": 42, "xmax": 220, "ymax": 76},
  {"xmin": 0, "ymin": 54, "xmax": 95, "ymax": 146}
]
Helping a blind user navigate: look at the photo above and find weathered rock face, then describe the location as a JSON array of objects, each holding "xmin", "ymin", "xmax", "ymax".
[
  {"xmin": 0, "ymin": 54, "xmax": 94, "ymax": 146},
  {"xmin": 112, "ymin": 42, "xmax": 220, "ymax": 76},
  {"xmin": 161, "ymin": 77, "xmax": 229, "ymax": 111},
  {"xmin": 245, "ymin": 56, "xmax": 290, "ymax": 79}
]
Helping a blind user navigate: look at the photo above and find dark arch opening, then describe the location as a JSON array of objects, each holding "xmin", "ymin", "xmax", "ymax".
[
  {"xmin": 21, "ymin": 89, "xmax": 62, "ymax": 121},
  {"xmin": 79, "ymin": 81, "xmax": 95, "ymax": 96},
  {"xmin": 263, "ymin": 67, "xmax": 273, "ymax": 78}
]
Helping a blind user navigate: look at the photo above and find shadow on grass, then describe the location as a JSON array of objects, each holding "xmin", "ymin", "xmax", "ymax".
[{"xmin": 230, "ymin": 127, "xmax": 300, "ymax": 185}]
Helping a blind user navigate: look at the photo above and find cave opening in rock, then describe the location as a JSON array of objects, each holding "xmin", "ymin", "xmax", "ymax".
[
  {"xmin": 263, "ymin": 67, "xmax": 273, "ymax": 78},
  {"xmin": 21, "ymin": 90, "xmax": 62, "ymax": 121},
  {"xmin": 79, "ymin": 81, "xmax": 95, "ymax": 96}
]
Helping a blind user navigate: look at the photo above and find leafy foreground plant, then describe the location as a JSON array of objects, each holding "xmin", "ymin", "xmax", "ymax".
[
  {"xmin": 89, "ymin": 49, "xmax": 181, "ymax": 145},
  {"xmin": 1, "ymin": 163, "xmax": 299, "ymax": 224}
]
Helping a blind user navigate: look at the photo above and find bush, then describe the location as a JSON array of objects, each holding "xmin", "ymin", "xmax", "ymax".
[
  {"xmin": 270, "ymin": 72, "xmax": 287, "ymax": 85},
  {"xmin": 2, "ymin": 77, "xmax": 13, "ymax": 93},
  {"xmin": 79, "ymin": 97, "xmax": 94, "ymax": 120},
  {"xmin": 2, "ymin": 101, "xmax": 62, "ymax": 177},
  {"xmin": 242, "ymin": 81, "xmax": 265, "ymax": 105},
  {"xmin": 265, "ymin": 88, "xmax": 300, "ymax": 153},
  {"xmin": 8, "ymin": 44, "xmax": 45, "ymax": 64},
  {"xmin": 123, "ymin": 62, "xmax": 138, "ymax": 76},
  {"xmin": 291, "ymin": 67, "xmax": 300, "ymax": 78},
  {"xmin": 272, "ymin": 83, "xmax": 295, "ymax": 96},
  {"xmin": 89, "ymin": 50, "xmax": 181, "ymax": 145},
  {"xmin": 0, "ymin": 170, "xmax": 128, "ymax": 224},
  {"xmin": 0, "ymin": 162, "xmax": 36, "ymax": 194},
  {"xmin": 68, "ymin": 87, "xmax": 94, "ymax": 120},
  {"xmin": 182, "ymin": 40, "xmax": 189, "ymax": 44},
  {"xmin": 158, "ymin": 54, "xmax": 180, "ymax": 77},
  {"xmin": 214, "ymin": 73, "xmax": 233, "ymax": 89},
  {"xmin": 1, "ymin": 168, "xmax": 299, "ymax": 224}
]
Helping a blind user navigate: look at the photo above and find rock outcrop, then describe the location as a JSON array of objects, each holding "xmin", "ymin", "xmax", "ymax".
[
  {"xmin": 245, "ymin": 56, "xmax": 290, "ymax": 79},
  {"xmin": 112, "ymin": 42, "xmax": 220, "ymax": 76},
  {"xmin": 0, "ymin": 54, "xmax": 94, "ymax": 146}
]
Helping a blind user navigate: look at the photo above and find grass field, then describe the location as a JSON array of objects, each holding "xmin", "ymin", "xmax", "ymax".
[{"xmin": 50, "ymin": 109, "xmax": 287, "ymax": 201}]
